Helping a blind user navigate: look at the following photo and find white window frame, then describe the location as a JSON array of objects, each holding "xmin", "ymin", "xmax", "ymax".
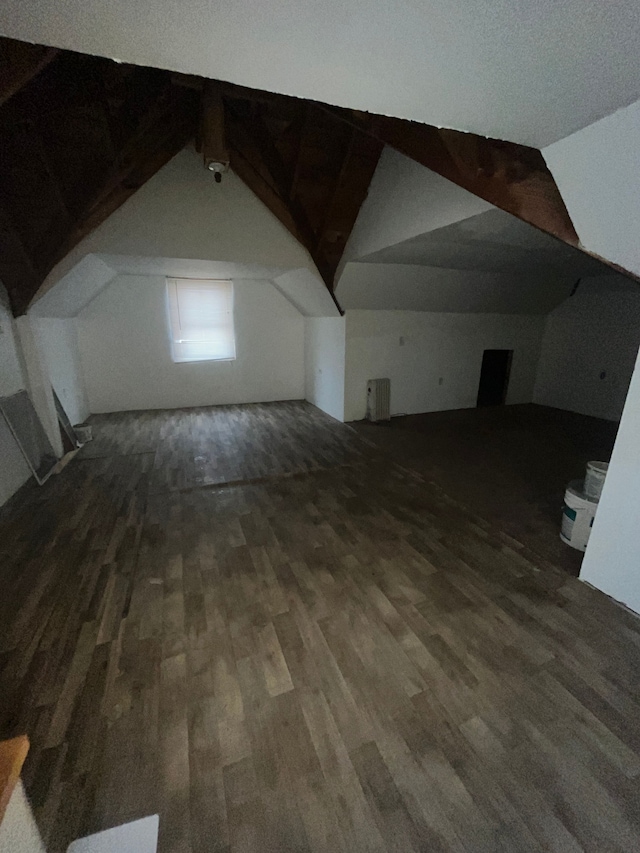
[{"xmin": 166, "ymin": 278, "xmax": 236, "ymax": 364}]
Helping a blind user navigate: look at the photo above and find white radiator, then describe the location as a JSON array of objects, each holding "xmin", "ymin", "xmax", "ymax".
[{"xmin": 366, "ymin": 378, "xmax": 391, "ymax": 422}]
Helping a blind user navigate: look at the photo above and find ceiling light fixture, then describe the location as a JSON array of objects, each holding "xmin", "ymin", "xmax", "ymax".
[{"xmin": 206, "ymin": 160, "xmax": 227, "ymax": 183}]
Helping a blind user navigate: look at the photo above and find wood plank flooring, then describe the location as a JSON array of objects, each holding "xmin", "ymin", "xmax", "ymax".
[
  {"xmin": 2, "ymin": 401, "xmax": 640, "ymax": 852},
  {"xmin": 354, "ymin": 404, "xmax": 619, "ymax": 576}
]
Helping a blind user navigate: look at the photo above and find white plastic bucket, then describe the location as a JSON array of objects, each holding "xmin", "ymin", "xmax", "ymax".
[
  {"xmin": 584, "ymin": 460, "xmax": 608, "ymax": 502},
  {"xmin": 560, "ymin": 480, "xmax": 598, "ymax": 552}
]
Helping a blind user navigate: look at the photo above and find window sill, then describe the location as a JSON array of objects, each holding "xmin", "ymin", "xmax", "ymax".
[{"xmin": 171, "ymin": 357, "xmax": 237, "ymax": 364}]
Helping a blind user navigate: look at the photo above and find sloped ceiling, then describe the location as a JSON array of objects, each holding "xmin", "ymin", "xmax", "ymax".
[
  {"xmin": 362, "ymin": 209, "xmax": 612, "ymax": 278},
  {"xmin": 1, "ymin": 0, "xmax": 640, "ymax": 146},
  {"xmin": 28, "ymin": 147, "xmax": 342, "ymax": 319},
  {"xmin": 0, "ymin": 36, "xmax": 582, "ymax": 317},
  {"xmin": 0, "ymin": 40, "xmax": 383, "ymax": 314},
  {"xmin": 335, "ymin": 152, "xmax": 618, "ymax": 315}
]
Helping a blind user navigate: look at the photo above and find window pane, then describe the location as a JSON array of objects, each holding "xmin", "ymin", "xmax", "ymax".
[
  {"xmin": 167, "ymin": 279, "xmax": 236, "ymax": 362},
  {"xmin": 176, "ymin": 285, "xmax": 232, "ymax": 329}
]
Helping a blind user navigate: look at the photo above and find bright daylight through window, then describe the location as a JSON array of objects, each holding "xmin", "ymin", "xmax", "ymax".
[{"xmin": 166, "ymin": 278, "xmax": 236, "ymax": 363}]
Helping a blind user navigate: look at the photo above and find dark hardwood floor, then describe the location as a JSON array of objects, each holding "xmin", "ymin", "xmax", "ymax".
[
  {"xmin": 1, "ymin": 401, "xmax": 640, "ymax": 852},
  {"xmin": 354, "ymin": 404, "xmax": 619, "ymax": 576}
]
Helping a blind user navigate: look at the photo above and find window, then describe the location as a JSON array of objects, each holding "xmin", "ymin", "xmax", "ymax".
[{"xmin": 166, "ymin": 278, "xmax": 236, "ymax": 363}]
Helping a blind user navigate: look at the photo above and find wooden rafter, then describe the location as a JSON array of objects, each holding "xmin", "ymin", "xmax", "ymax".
[
  {"xmin": 237, "ymin": 109, "xmax": 324, "ymax": 261},
  {"xmin": 79, "ymin": 84, "xmax": 182, "ymax": 216},
  {"xmin": 52, "ymin": 89, "xmax": 199, "ymax": 271},
  {"xmin": 0, "ymin": 37, "xmax": 58, "ymax": 107},
  {"xmin": 315, "ymin": 124, "xmax": 383, "ymax": 270},
  {"xmin": 225, "ymin": 108, "xmax": 336, "ymax": 289},
  {"xmin": 321, "ymin": 106, "xmax": 579, "ymax": 248},
  {"xmin": 220, "ymin": 95, "xmax": 382, "ymax": 312},
  {"xmin": 0, "ymin": 34, "xmax": 584, "ymax": 317},
  {"xmin": 285, "ymin": 106, "xmax": 308, "ymax": 200},
  {"xmin": 0, "ymin": 208, "xmax": 41, "ymax": 313},
  {"xmin": 201, "ymin": 81, "xmax": 230, "ymax": 176},
  {"xmin": 227, "ymin": 144, "xmax": 300, "ymax": 241},
  {"xmin": 0, "ymin": 43, "xmax": 200, "ymax": 314},
  {"xmin": 317, "ymin": 128, "xmax": 357, "ymax": 246}
]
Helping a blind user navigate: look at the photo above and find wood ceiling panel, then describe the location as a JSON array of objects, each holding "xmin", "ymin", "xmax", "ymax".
[{"xmin": 0, "ymin": 35, "xmax": 581, "ymax": 317}]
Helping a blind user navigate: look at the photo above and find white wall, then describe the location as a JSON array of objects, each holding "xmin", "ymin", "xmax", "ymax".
[
  {"xmin": 534, "ymin": 276, "xmax": 640, "ymax": 421},
  {"xmin": 32, "ymin": 147, "xmax": 337, "ymax": 321},
  {"xmin": 544, "ymin": 98, "xmax": 640, "ymax": 279},
  {"xmin": 36, "ymin": 148, "xmax": 321, "ymax": 307},
  {"xmin": 63, "ymin": 148, "xmax": 315, "ymax": 268},
  {"xmin": 32, "ymin": 318, "xmax": 90, "ymax": 426},
  {"xmin": 543, "ymin": 101, "xmax": 640, "ymax": 611},
  {"xmin": 0, "ymin": 291, "xmax": 31, "ymax": 506},
  {"xmin": 339, "ymin": 148, "xmax": 492, "ymax": 272},
  {"xmin": 31, "ymin": 254, "xmax": 116, "ymax": 319},
  {"xmin": 0, "ymin": 780, "xmax": 46, "ymax": 853},
  {"xmin": 78, "ymin": 274, "xmax": 305, "ymax": 413},
  {"xmin": 304, "ymin": 317, "xmax": 346, "ymax": 421},
  {"xmin": 344, "ymin": 310, "xmax": 544, "ymax": 422},
  {"xmin": 581, "ymin": 347, "xmax": 640, "ymax": 613}
]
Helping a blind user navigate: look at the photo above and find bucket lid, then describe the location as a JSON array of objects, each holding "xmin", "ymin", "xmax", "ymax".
[{"xmin": 587, "ymin": 460, "xmax": 609, "ymax": 474}]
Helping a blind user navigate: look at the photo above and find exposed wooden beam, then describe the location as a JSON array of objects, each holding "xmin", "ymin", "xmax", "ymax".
[
  {"xmin": 0, "ymin": 207, "xmax": 42, "ymax": 314},
  {"xmin": 321, "ymin": 105, "xmax": 579, "ymax": 248},
  {"xmin": 227, "ymin": 144, "xmax": 300, "ymax": 240},
  {"xmin": 60, "ymin": 124, "xmax": 194, "ymax": 255},
  {"xmin": 231, "ymin": 107, "xmax": 328, "ymax": 271},
  {"xmin": 11, "ymin": 49, "xmax": 576, "ymax": 320},
  {"xmin": 25, "ymin": 127, "xmax": 72, "ymax": 226},
  {"xmin": 227, "ymin": 137, "xmax": 343, "ymax": 314},
  {"xmin": 286, "ymin": 106, "xmax": 308, "ymax": 200},
  {"xmin": 227, "ymin": 123, "xmax": 330, "ymax": 280},
  {"xmin": 218, "ymin": 79, "xmax": 286, "ymax": 106},
  {"xmin": 170, "ymin": 72, "xmax": 204, "ymax": 91},
  {"xmin": 314, "ymin": 125, "xmax": 383, "ymax": 274},
  {"xmin": 51, "ymin": 93, "xmax": 199, "ymax": 272},
  {"xmin": 201, "ymin": 81, "xmax": 229, "ymax": 177},
  {"xmin": 81, "ymin": 84, "xmax": 182, "ymax": 217},
  {"xmin": 0, "ymin": 38, "xmax": 58, "ymax": 107},
  {"xmin": 316, "ymin": 128, "xmax": 357, "ymax": 252},
  {"xmin": 154, "ymin": 74, "xmax": 579, "ymax": 258},
  {"xmin": 238, "ymin": 109, "xmax": 296, "ymax": 199}
]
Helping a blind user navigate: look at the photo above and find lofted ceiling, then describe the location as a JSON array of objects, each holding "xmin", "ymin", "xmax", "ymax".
[
  {"xmin": 0, "ymin": 39, "xmax": 384, "ymax": 315},
  {"xmin": 361, "ymin": 209, "xmax": 612, "ymax": 279},
  {"xmin": 1, "ymin": 1, "xmax": 640, "ymax": 147},
  {"xmin": 0, "ymin": 37, "xmax": 583, "ymax": 316}
]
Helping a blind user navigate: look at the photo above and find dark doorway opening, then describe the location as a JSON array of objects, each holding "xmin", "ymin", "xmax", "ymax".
[{"xmin": 477, "ymin": 349, "xmax": 513, "ymax": 407}]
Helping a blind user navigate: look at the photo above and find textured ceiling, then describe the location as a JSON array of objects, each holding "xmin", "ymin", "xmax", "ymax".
[{"xmin": 1, "ymin": 0, "xmax": 640, "ymax": 146}]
